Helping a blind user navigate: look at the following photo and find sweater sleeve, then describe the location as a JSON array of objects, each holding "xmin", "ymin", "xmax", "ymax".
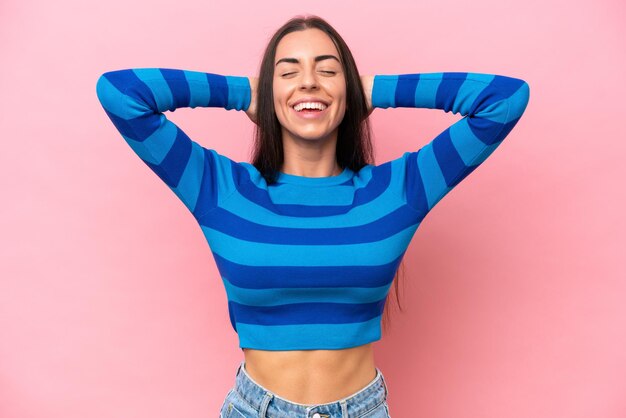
[
  {"xmin": 95, "ymin": 68, "xmax": 251, "ymax": 220},
  {"xmin": 372, "ymin": 72, "xmax": 530, "ymax": 219}
]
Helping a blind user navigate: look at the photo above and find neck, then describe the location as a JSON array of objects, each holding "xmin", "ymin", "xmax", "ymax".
[{"xmin": 280, "ymin": 130, "xmax": 340, "ymax": 177}]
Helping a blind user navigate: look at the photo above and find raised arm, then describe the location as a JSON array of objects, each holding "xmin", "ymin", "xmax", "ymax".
[
  {"xmin": 95, "ymin": 68, "xmax": 251, "ymax": 220},
  {"xmin": 370, "ymin": 72, "xmax": 530, "ymax": 218}
]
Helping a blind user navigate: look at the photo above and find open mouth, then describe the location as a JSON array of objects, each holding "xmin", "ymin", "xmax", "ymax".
[
  {"xmin": 293, "ymin": 102, "xmax": 328, "ymax": 112},
  {"xmin": 291, "ymin": 102, "xmax": 329, "ymax": 118}
]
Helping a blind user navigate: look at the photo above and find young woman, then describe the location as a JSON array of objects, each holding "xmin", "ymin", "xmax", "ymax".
[{"xmin": 96, "ymin": 15, "xmax": 529, "ymax": 418}]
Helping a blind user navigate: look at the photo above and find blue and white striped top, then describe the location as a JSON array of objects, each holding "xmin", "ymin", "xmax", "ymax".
[{"xmin": 96, "ymin": 68, "xmax": 530, "ymax": 350}]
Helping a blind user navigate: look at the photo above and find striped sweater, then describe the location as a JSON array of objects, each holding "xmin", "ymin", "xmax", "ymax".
[{"xmin": 96, "ymin": 68, "xmax": 530, "ymax": 350}]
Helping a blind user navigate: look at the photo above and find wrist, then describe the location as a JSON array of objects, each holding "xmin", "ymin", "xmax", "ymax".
[{"xmin": 371, "ymin": 75, "xmax": 397, "ymax": 109}]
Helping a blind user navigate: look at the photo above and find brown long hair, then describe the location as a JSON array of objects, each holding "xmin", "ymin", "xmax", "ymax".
[{"xmin": 249, "ymin": 14, "xmax": 405, "ymax": 334}]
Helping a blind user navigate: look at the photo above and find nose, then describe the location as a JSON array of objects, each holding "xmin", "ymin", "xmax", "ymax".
[{"xmin": 299, "ymin": 68, "xmax": 319, "ymax": 90}]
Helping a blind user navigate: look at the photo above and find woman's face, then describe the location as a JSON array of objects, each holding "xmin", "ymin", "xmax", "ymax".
[{"xmin": 273, "ymin": 28, "xmax": 347, "ymax": 145}]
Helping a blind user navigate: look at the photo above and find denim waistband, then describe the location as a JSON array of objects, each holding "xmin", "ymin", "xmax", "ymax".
[{"xmin": 232, "ymin": 361, "xmax": 388, "ymax": 417}]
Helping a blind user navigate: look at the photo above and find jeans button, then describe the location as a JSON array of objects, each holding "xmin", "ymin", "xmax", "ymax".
[{"xmin": 312, "ymin": 414, "xmax": 321, "ymax": 418}]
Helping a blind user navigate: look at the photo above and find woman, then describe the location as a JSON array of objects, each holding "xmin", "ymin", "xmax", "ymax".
[{"xmin": 96, "ymin": 15, "xmax": 529, "ymax": 418}]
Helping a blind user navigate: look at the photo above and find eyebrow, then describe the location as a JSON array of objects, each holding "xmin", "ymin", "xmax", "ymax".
[{"xmin": 275, "ymin": 55, "xmax": 341, "ymax": 66}]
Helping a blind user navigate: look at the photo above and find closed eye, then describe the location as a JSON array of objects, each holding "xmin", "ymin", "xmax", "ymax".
[{"xmin": 281, "ymin": 71, "xmax": 337, "ymax": 77}]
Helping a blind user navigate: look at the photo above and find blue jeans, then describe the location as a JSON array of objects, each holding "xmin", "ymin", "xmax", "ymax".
[{"xmin": 219, "ymin": 361, "xmax": 391, "ymax": 417}]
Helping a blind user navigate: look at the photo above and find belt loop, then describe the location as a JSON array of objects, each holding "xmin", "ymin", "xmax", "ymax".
[
  {"xmin": 380, "ymin": 370, "xmax": 389, "ymax": 398},
  {"xmin": 258, "ymin": 392, "xmax": 273, "ymax": 417},
  {"xmin": 236, "ymin": 361, "xmax": 243, "ymax": 377},
  {"xmin": 340, "ymin": 399, "xmax": 349, "ymax": 417}
]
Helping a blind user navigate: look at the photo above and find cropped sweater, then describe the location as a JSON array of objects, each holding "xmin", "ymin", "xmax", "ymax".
[{"xmin": 95, "ymin": 68, "xmax": 530, "ymax": 350}]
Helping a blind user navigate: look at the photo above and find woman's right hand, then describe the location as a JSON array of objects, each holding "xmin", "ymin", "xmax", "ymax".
[{"xmin": 246, "ymin": 76, "xmax": 258, "ymax": 125}]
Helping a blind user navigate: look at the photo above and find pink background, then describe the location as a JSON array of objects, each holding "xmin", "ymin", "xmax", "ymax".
[{"xmin": 2, "ymin": 0, "xmax": 625, "ymax": 417}]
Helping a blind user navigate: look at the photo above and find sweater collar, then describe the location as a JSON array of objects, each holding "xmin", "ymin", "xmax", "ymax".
[{"xmin": 276, "ymin": 166, "xmax": 353, "ymax": 186}]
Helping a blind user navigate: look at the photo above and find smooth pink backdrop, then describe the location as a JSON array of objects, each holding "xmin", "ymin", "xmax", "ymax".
[{"xmin": 1, "ymin": 1, "xmax": 625, "ymax": 417}]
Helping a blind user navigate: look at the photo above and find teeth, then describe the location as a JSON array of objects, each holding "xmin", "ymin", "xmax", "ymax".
[{"xmin": 293, "ymin": 102, "xmax": 327, "ymax": 112}]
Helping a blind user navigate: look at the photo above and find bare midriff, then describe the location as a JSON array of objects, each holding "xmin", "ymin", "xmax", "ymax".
[{"xmin": 242, "ymin": 343, "xmax": 377, "ymax": 405}]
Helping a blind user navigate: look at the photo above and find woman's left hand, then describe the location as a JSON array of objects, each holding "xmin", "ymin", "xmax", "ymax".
[{"xmin": 360, "ymin": 75, "xmax": 374, "ymax": 117}]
